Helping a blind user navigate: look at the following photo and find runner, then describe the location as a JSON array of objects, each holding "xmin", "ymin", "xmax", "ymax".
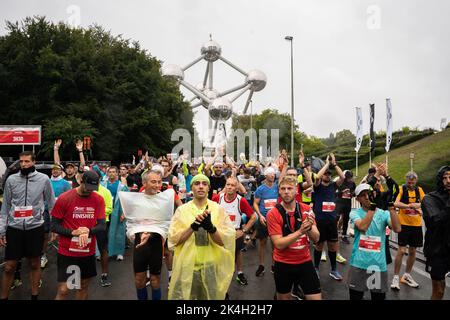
[
  {"xmin": 94, "ymin": 179, "xmax": 113, "ymax": 287},
  {"xmin": 168, "ymin": 174, "xmax": 235, "ymax": 300},
  {"xmin": 120, "ymin": 169, "xmax": 175, "ymax": 300},
  {"xmin": 335, "ymin": 170, "xmax": 356, "ymax": 244},
  {"xmin": 205, "ymin": 161, "xmax": 227, "ymax": 199},
  {"xmin": 213, "ymin": 177, "xmax": 257, "ymax": 286},
  {"xmin": 0, "ymin": 151, "xmax": 55, "ymax": 300},
  {"xmin": 421, "ymin": 165, "xmax": 450, "ymax": 300},
  {"xmin": 253, "ymin": 166, "xmax": 279, "ymax": 276},
  {"xmin": 312, "ymin": 153, "xmax": 346, "ymax": 280},
  {"xmin": 267, "ymin": 176, "xmax": 321, "ymax": 300},
  {"xmin": 102, "ymin": 166, "xmax": 128, "ymax": 261},
  {"xmin": 348, "ymin": 183, "xmax": 401, "ymax": 300},
  {"xmin": 41, "ymin": 163, "xmax": 72, "ymax": 269},
  {"xmin": 391, "ymin": 171, "xmax": 425, "ymax": 290},
  {"xmin": 51, "ymin": 171, "xmax": 106, "ymax": 300}
]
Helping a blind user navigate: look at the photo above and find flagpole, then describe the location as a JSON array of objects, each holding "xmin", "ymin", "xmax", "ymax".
[{"xmin": 356, "ymin": 151, "xmax": 359, "ymax": 177}]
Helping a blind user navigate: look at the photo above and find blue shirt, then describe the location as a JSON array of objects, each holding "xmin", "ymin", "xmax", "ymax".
[
  {"xmin": 350, "ymin": 208, "xmax": 391, "ymax": 272},
  {"xmin": 254, "ymin": 183, "xmax": 278, "ymax": 217},
  {"xmin": 312, "ymin": 182, "xmax": 338, "ymax": 221},
  {"xmin": 51, "ymin": 178, "xmax": 72, "ymax": 199},
  {"xmin": 107, "ymin": 180, "xmax": 120, "ymax": 202}
]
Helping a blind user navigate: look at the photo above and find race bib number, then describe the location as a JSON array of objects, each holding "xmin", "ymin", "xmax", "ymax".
[
  {"xmin": 405, "ymin": 209, "xmax": 419, "ymax": 216},
  {"xmin": 14, "ymin": 206, "xmax": 33, "ymax": 218},
  {"xmin": 69, "ymin": 237, "xmax": 92, "ymax": 253},
  {"xmin": 264, "ymin": 199, "xmax": 277, "ymax": 210},
  {"xmin": 358, "ymin": 235, "xmax": 381, "ymax": 253},
  {"xmin": 322, "ymin": 202, "xmax": 336, "ymax": 212}
]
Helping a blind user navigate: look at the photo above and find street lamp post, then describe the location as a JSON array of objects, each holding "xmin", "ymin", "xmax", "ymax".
[{"xmin": 285, "ymin": 35, "xmax": 294, "ymax": 167}]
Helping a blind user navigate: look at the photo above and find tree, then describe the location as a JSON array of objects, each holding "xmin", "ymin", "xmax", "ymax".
[{"xmin": 0, "ymin": 17, "xmax": 195, "ymax": 162}]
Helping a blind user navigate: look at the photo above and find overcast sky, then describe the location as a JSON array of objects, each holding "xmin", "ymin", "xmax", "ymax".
[{"xmin": 2, "ymin": 0, "xmax": 449, "ymax": 141}]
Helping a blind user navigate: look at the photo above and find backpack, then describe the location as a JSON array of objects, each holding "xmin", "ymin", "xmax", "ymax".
[
  {"xmin": 400, "ymin": 185, "xmax": 421, "ymax": 204},
  {"xmin": 275, "ymin": 203, "xmax": 303, "ymax": 237}
]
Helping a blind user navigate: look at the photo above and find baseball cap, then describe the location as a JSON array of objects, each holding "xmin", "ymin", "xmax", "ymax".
[
  {"xmin": 81, "ymin": 170, "xmax": 100, "ymax": 191},
  {"xmin": 66, "ymin": 163, "xmax": 76, "ymax": 168},
  {"xmin": 52, "ymin": 163, "xmax": 64, "ymax": 170},
  {"xmin": 355, "ymin": 183, "xmax": 371, "ymax": 196},
  {"xmin": 264, "ymin": 167, "xmax": 276, "ymax": 176}
]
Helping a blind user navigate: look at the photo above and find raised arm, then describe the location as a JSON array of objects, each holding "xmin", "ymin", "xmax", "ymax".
[{"xmin": 53, "ymin": 139, "xmax": 62, "ymax": 165}]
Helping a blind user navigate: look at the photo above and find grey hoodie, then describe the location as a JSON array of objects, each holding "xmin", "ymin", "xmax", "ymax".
[{"xmin": 0, "ymin": 170, "xmax": 55, "ymax": 235}]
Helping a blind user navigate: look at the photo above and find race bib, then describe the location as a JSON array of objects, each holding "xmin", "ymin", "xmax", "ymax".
[
  {"xmin": 289, "ymin": 234, "xmax": 308, "ymax": 250},
  {"xmin": 358, "ymin": 235, "xmax": 381, "ymax": 253},
  {"xmin": 264, "ymin": 199, "xmax": 277, "ymax": 210},
  {"xmin": 405, "ymin": 209, "xmax": 419, "ymax": 216},
  {"xmin": 14, "ymin": 206, "xmax": 33, "ymax": 219},
  {"xmin": 69, "ymin": 237, "xmax": 92, "ymax": 253},
  {"xmin": 322, "ymin": 202, "xmax": 336, "ymax": 212}
]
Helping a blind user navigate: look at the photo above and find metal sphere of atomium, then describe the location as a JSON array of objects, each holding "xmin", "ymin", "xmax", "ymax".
[
  {"xmin": 201, "ymin": 40, "xmax": 222, "ymax": 62},
  {"xmin": 208, "ymin": 97, "xmax": 233, "ymax": 121},
  {"xmin": 246, "ymin": 69, "xmax": 267, "ymax": 92},
  {"xmin": 160, "ymin": 64, "xmax": 184, "ymax": 82}
]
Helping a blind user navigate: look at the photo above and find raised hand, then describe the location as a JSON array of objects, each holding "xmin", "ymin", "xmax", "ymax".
[
  {"xmin": 54, "ymin": 139, "xmax": 62, "ymax": 149},
  {"xmin": 75, "ymin": 139, "xmax": 83, "ymax": 152}
]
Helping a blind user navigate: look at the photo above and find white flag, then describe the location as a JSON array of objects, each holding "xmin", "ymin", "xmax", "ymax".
[
  {"xmin": 355, "ymin": 107, "xmax": 363, "ymax": 152},
  {"xmin": 385, "ymin": 98, "xmax": 393, "ymax": 152},
  {"xmin": 118, "ymin": 189, "xmax": 175, "ymax": 241}
]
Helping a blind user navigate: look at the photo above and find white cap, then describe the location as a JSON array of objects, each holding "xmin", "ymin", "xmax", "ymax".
[
  {"xmin": 264, "ymin": 167, "xmax": 276, "ymax": 176},
  {"xmin": 355, "ymin": 183, "xmax": 371, "ymax": 196}
]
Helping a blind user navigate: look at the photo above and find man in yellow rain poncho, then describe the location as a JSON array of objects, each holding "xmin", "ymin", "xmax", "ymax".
[{"xmin": 168, "ymin": 174, "xmax": 235, "ymax": 300}]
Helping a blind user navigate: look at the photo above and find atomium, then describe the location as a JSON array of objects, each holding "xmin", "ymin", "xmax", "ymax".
[{"xmin": 161, "ymin": 35, "xmax": 267, "ymax": 145}]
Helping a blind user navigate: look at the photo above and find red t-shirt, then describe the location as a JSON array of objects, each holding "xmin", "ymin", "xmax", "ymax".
[
  {"xmin": 267, "ymin": 202, "xmax": 315, "ymax": 265},
  {"xmin": 51, "ymin": 189, "xmax": 106, "ymax": 257}
]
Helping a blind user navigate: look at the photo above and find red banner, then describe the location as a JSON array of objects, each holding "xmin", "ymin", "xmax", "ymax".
[{"xmin": 0, "ymin": 126, "xmax": 41, "ymax": 145}]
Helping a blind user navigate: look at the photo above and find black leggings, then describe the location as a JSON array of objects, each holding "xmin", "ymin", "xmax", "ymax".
[
  {"xmin": 349, "ymin": 289, "xmax": 386, "ymax": 300},
  {"xmin": 336, "ymin": 203, "xmax": 351, "ymax": 236}
]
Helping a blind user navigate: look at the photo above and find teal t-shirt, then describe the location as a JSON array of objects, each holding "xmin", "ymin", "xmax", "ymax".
[{"xmin": 350, "ymin": 208, "xmax": 391, "ymax": 272}]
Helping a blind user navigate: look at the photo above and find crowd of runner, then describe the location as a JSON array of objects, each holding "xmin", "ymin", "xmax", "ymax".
[{"xmin": 0, "ymin": 139, "xmax": 449, "ymax": 300}]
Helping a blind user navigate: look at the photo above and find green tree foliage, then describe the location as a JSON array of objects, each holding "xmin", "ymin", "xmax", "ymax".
[{"xmin": 0, "ymin": 16, "xmax": 195, "ymax": 162}]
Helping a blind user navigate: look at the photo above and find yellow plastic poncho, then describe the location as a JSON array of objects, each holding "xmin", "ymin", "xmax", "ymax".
[{"xmin": 168, "ymin": 199, "xmax": 235, "ymax": 300}]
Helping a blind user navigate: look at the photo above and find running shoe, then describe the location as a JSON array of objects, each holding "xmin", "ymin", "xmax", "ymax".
[
  {"xmin": 40, "ymin": 254, "xmax": 48, "ymax": 268},
  {"xmin": 341, "ymin": 235, "xmax": 350, "ymax": 244},
  {"xmin": 336, "ymin": 253, "xmax": 347, "ymax": 264},
  {"xmin": 236, "ymin": 273, "xmax": 248, "ymax": 285},
  {"xmin": 100, "ymin": 274, "xmax": 111, "ymax": 287},
  {"xmin": 329, "ymin": 270, "xmax": 343, "ymax": 281},
  {"xmin": 271, "ymin": 264, "xmax": 275, "ymax": 274},
  {"xmin": 255, "ymin": 265, "xmax": 265, "ymax": 277},
  {"xmin": 321, "ymin": 251, "xmax": 327, "ymax": 262},
  {"xmin": 116, "ymin": 255, "xmax": 124, "ymax": 261},
  {"xmin": 391, "ymin": 275, "xmax": 400, "ymax": 290},
  {"xmin": 401, "ymin": 274, "xmax": 419, "ymax": 288},
  {"xmin": 10, "ymin": 279, "xmax": 23, "ymax": 290}
]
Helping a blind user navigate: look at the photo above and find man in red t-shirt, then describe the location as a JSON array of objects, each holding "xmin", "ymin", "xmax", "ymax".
[
  {"xmin": 212, "ymin": 177, "xmax": 257, "ymax": 286},
  {"xmin": 267, "ymin": 176, "xmax": 321, "ymax": 300},
  {"xmin": 51, "ymin": 171, "xmax": 106, "ymax": 300}
]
